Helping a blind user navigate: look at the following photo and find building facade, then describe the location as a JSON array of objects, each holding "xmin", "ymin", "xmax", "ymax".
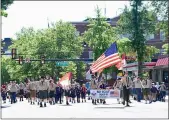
[{"xmin": 71, "ymin": 15, "xmax": 168, "ymax": 82}]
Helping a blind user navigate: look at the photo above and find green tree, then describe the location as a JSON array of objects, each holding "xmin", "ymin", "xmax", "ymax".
[
  {"xmin": 9, "ymin": 21, "xmax": 83, "ymax": 81},
  {"xmin": 162, "ymin": 44, "xmax": 169, "ymax": 54},
  {"xmin": 117, "ymin": 38, "xmax": 159, "ymax": 62},
  {"xmin": 83, "ymin": 6, "xmax": 118, "ymax": 60},
  {"xmin": 1, "ymin": 57, "xmax": 11, "ymax": 83},
  {"xmin": 151, "ymin": 0, "xmax": 168, "ymax": 38},
  {"xmin": 82, "ymin": 6, "xmax": 118, "ymax": 79},
  {"xmin": 117, "ymin": 0, "xmax": 157, "ymax": 77},
  {"xmin": 1, "ymin": 0, "xmax": 14, "ymax": 17}
]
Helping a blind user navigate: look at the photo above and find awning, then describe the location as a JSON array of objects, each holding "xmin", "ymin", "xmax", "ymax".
[
  {"xmin": 123, "ymin": 62, "xmax": 156, "ymax": 68},
  {"xmin": 156, "ymin": 57, "xmax": 168, "ymax": 66},
  {"xmin": 123, "ymin": 62, "xmax": 156, "ymax": 71}
]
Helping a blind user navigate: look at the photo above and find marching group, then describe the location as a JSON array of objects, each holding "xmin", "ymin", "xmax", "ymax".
[
  {"xmin": 112, "ymin": 72, "xmax": 167, "ymax": 106},
  {"xmin": 1, "ymin": 76, "xmax": 91, "ymax": 107},
  {"xmin": 1, "ymin": 72, "xmax": 168, "ymax": 108}
]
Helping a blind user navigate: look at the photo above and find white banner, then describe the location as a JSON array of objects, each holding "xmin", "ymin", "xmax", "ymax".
[{"xmin": 90, "ymin": 89, "xmax": 120, "ymax": 99}]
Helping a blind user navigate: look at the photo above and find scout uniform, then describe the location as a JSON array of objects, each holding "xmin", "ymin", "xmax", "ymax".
[
  {"xmin": 81, "ymin": 84, "xmax": 87, "ymax": 102},
  {"xmin": 55, "ymin": 84, "xmax": 62, "ymax": 104},
  {"xmin": 29, "ymin": 81, "xmax": 37, "ymax": 104},
  {"xmin": 64, "ymin": 86, "xmax": 71, "ymax": 105},
  {"xmin": 1, "ymin": 84, "xmax": 7, "ymax": 103},
  {"xmin": 19, "ymin": 82, "xmax": 25, "ymax": 101},
  {"xmin": 10, "ymin": 82, "xmax": 17, "ymax": 104},
  {"xmin": 38, "ymin": 79, "xmax": 49, "ymax": 107},
  {"xmin": 75, "ymin": 85, "xmax": 81, "ymax": 103},
  {"xmin": 48, "ymin": 80, "xmax": 56, "ymax": 105},
  {"xmin": 70, "ymin": 85, "xmax": 76, "ymax": 103},
  {"xmin": 91, "ymin": 78, "xmax": 97, "ymax": 105}
]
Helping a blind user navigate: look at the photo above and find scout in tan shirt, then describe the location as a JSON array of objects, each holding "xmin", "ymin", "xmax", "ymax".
[
  {"xmin": 29, "ymin": 80, "xmax": 37, "ymax": 105},
  {"xmin": 38, "ymin": 76, "xmax": 49, "ymax": 107}
]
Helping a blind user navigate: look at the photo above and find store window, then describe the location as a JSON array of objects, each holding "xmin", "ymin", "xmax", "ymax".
[
  {"xmin": 163, "ymin": 71, "xmax": 168, "ymax": 83},
  {"xmin": 160, "ymin": 30, "xmax": 165, "ymax": 41}
]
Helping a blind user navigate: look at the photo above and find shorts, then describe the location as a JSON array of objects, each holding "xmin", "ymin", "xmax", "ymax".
[
  {"xmin": 26, "ymin": 92, "xmax": 30, "ymax": 98},
  {"xmin": 19, "ymin": 89, "xmax": 24, "ymax": 95},
  {"xmin": 39, "ymin": 90, "xmax": 47, "ymax": 99},
  {"xmin": 49, "ymin": 91, "xmax": 55, "ymax": 98},
  {"xmin": 143, "ymin": 88, "xmax": 150, "ymax": 96},
  {"xmin": 30, "ymin": 90, "xmax": 36, "ymax": 98}
]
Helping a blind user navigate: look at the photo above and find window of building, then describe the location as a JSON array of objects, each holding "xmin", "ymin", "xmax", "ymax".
[
  {"xmin": 88, "ymin": 51, "xmax": 93, "ymax": 59},
  {"xmin": 160, "ymin": 49, "xmax": 165, "ymax": 54},
  {"xmin": 145, "ymin": 34, "xmax": 154, "ymax": 40},
  {"xmin": 75, "ymin": 31, "xmax": 80, "ymax": 36},
  {"xmin": 119, "ymin": 34, "xmax": 131, "ymax": 39},
  {"xmin": 160, "ymin": 30, "xmax": 165, "ymax": 41}
]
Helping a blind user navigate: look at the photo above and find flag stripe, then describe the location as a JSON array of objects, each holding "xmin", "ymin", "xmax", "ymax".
[
  {"xmin": 91, "ymin": 54, "xmax": 120, "ymax": 70},
  {"xmin": 92, "ymin": 53, "xmax": 118, "ymax": 68},
  {"xmin": 92, "ymin": 59, "xmax": 121, "ymax": 73},
  {"xmin": 90, "ymin": 42, "xmax": 121, "ymax": 73}
]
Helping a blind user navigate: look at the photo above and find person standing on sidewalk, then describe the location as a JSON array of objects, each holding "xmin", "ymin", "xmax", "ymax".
[
  {"xmin": 75, "ymin": 84, "xmax": 81, "ymax": 103},
  {"xmin": 19, "ymin": 82, "xmax": 25, "ymax": 101},
  {"xmin": 10, "ymin": 81, "xmax": 17, "ymax": 104},
  {"xmin": 151, "ymin": 83, "xmax": 158, "ymax": 102},
  {"xmin": 70, "ymin": 84, "xmax": 76, "ymax": 103},
  {"xmin": 29, "ymin": 80, "xmax": 37, "ymax": 105},
  {"xmin": 1, "ymin": 84, "xmax": 7, "ymax": 103},
  {"xmin": 142, "ymin": 78, "xmax": 152, "ymax": 104},
  {"xmin": 64, "ymin": 86, "xmax": 70, "ymax": 105},
  {"xmin": 159, "ymin": 82, "xmax": 166, "ymax": 102},
  {"xmin": 38, "ymin": 76, "xmax": 49, "ymax": 107},
  {"xmin": 48, "ymin": 79, "xmax": 56, "ymax": 105},
  {"xmin": 91, "ymin": 76, "xmax": 98, "ymax": 105},
  {"xmin": 122, "ymin": 72, "xmax": 131, "ymax": 107},
  {"xmin": 113, "ymin": 78, "xmax": 122, "ymax": 104},
  {"xmin": 81, "ymin": 84, "xmax": 87, "ymax": 103},
  {"xmin": 133, "ymin": 77, "xmax": 142, "ymax": 102}
]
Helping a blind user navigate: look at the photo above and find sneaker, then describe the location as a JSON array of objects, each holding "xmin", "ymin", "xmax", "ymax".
[{"xmin": 40, "ymin": 102, "xmax": 43, "ymax": 107}]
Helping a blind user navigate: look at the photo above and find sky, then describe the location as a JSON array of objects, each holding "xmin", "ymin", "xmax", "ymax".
[{"xmin": 2, "ymin": 1, "xmax": 130, "ymax": 39}]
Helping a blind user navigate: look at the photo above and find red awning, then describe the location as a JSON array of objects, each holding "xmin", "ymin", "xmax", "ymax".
[{"xmin": 156, "ymin": 57, "xmax": 168, "ymax": 66}]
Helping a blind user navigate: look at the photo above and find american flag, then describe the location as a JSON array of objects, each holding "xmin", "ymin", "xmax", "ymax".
[{"xmin": 90, "ymin": 42, "xmax": 121, "ymax": 73}]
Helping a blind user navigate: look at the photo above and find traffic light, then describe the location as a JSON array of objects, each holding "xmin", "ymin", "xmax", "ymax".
[
  {"xmin": 11, "ymin": 48, "xmax": 17, "ymax": 59},
  {"xmin": 25, "ymin": 58, "xmax": 31, "ymax": 63},
  {"xmin": 41, "ymin": 55, "xmax": 45, "ymax": 64},
  {"xmin": 19, "ymin": 56, "xmax": 23, "ymax": 65},
  {"xmin": 1, "ymin": 48, "xmax": 4, "ymax": 54}
]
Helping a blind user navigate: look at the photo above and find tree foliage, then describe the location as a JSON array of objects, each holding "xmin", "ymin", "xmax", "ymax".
[
  {"xmin": 1, "ymin": 57, "xmax": 11, "ymax": 83},
  {"xmin": 82, "ymin": 6, "xmax": 119, "ymax": 77},
  {"xmin": 162, "ymin": 44, "xmax": 169, "ymax": 54},
  {"xmin": 83, "ymin": 6, "xmax": 118, "ymax": 60},
  {"xmin": 117, "ymin": 0, "xmax": 157, "ymax": 77},
  {"xmin": 1, "ymin": 0, "xmax": 14, "ymax": 17},
  {"xmin": 150, "ymin": 0, "xmax": 168, "ymax": 38},
  {"xmin": 7, "ymin": 21, "xmax": 83, "ymax": 82}
]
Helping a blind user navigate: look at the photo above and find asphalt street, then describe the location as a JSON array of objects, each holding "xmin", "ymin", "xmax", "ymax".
[{"xmin": 1, "ymin": 97, "xmax": 168, "ymax": 118}]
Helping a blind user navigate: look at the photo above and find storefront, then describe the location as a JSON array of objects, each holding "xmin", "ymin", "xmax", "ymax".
[
  {"xmin": 153, "ymin": 57, "xmax": 168, "ymax": 83},
  {"xmin": 123, "ymin": 62, "xmax": 156, "ymax": 76}
]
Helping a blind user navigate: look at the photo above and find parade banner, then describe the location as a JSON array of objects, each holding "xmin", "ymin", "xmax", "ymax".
[{"xmin": 90, "ymin": 89, "xmax": 120, "ymax": 99}]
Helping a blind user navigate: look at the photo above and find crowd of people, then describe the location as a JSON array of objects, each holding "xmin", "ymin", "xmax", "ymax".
[
  {"xmin": 1, "ymin": 72, "xmax": 167, "ymax": 108},
  {"xmin": 1, "ymin": 76, "xmax": 91, "ymax": 107},
  {"xmin": 113, "ymin": 72, "xmax": 167, "ymax": 106}
]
